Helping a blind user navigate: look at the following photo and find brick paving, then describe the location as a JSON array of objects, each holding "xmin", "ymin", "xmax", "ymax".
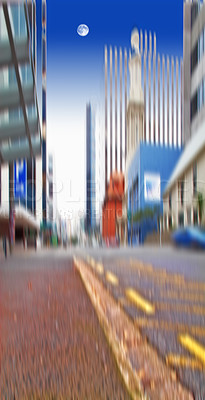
[{"xmin": 0, "ymin": 251, "xmax": 131, "ymax": 399}]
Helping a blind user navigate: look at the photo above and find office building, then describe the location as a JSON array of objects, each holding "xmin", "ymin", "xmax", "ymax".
[
  {"xmin": 163, "ymin": 0, "xmax": 205, "ymax": 229},
  {"xmin": 47, "ymin": 153, "xmax": 57, "ymax": 224},
  {"xmin": 86, "ymin": 103, "xmax": 96, "ymax": 233},
  {"xmin": 0, "ymin": 1, "xmax": 46, "ymax": 248}
]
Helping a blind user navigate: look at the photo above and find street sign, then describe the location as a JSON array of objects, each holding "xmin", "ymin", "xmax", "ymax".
[
  {"xmin": 14, "ymin": 160, "xmax": 27, "ymax": 199},
  {"xmin": 144, "ymin": 173, "xmax": 161, "ymax": 202}
]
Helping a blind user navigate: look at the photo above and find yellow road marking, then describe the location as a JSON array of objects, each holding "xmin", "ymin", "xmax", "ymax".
[
  {"xmin": 130, "ymin": 259, "xmax": 153, "ymax": 272},
  {"xmin": 129, "ymin": 259, "xmax": 205, "ymax": 291},
  {"xmin": 135, "ymin": 317, "xmax": 205, "ymax": 338},
  {"xmin": 96, "ymin": 262, "xmax": 104, "ymax": 275},
  {"xmin": 160, "ymin": 289, "xmax": 205, "ymax": 303},
  {"xmin": 125, "ymin": 288, "xmax": 155, "ymax": 315},
  {"xmin": 106, "ymin": 271, "xmax": 119, "ymax": 285},
  {"xmin": 156, "ymin": 302, "xmax": 205, "ymax": 316},
  {"xmin": 179, "ymin": 334, "xmax": 205, "ymax": 366},
  {"xmin": 122, "ymin": 295, "xmax": 205, "ymax": 316},
  {"xmin": 166, "ymin": 354, "xmax": 203, "ymax": 370}
]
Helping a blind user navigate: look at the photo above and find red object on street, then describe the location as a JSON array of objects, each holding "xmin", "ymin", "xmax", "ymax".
[{"xmin": 102, "ymin": 171, "xmax": 124, "ymax": 241}]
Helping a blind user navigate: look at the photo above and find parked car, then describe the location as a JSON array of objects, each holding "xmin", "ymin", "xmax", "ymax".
[{"xmin": 172, "ymin": 226, "xmax": 205, "ymax": 249}]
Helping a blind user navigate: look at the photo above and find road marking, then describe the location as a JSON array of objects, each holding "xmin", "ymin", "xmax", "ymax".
[
  {"xmin": 160, "ymin": 289, "xmax": 205, "ymax": 303},
  {"xmin": 129, "ymin": 259, "xmax": 205, "ymax": 291},
  {"xmin": 130, "ymin": 259, "xmax": 153, "ymax": 272},
  {"xmin": 125, "ymin": 288, "xmax": 155, "ymax": 315},
  {"xmin": 106, "ymin": 271, "xmax": 119, "ymax": 285},
  {"xmin": 135, "ymin": 317, "xmax": 205, "ymax": 338},
  {"xmin": 179, "ymin": 334, "xmax": 205, "ymax": 366},
  {"xmin": 166, "ymin": 353, "xmax": 203, "ymax": 370},
  {"xmin": 96, "ymin": 262, "xmax": 104, "ymax": 275},
  {"xmin": 120, "ymin": 295, "xmax": 205, "ymax": 316},
  {"xmin": 156, "ymin": 301, "xmax": 205, "ymax": 316}
]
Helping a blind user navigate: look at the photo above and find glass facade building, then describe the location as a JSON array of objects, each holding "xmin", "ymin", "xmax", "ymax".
[
  {"xmin": 0, "ymin": 1, "xmax": 45, "ymax": 241},
  {"xmin": 0, "ymin": 2, "xmax": 41, "ymax": 161}
]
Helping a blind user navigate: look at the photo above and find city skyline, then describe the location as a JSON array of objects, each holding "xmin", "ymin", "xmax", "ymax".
[{"xmin": 44, "ymin": 0, "xmax": 184, "ymax": 226}]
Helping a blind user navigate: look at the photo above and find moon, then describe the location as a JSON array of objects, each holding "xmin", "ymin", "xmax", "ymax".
[{"xmin": 77, "ymin": 24, "xmax": 89, "ymax": 37}]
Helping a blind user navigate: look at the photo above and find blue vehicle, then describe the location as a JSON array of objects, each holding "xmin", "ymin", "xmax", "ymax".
[{"xmin": 172, "ymin": 226, "xmax": 205, "ymax": 249}]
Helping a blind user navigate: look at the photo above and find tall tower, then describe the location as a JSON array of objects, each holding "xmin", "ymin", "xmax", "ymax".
[
  {"xmin": 86, "ymin": 103, "xmax": 96, "ymax": 233},
  {"xmin": 42, "ymin": 0, "xmax": 47, "ymax": 223},
  {"xmin": 126, "ymin": 29, "xmax": 144, "ymax": 170}
]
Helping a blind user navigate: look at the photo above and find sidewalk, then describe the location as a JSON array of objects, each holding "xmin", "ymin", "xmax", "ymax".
[{"xmin": 0, "ymin": 253, "xmax": 131, "ymax": 399}]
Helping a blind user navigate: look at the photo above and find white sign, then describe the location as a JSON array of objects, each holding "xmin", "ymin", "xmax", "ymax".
[{"xmin": 144, "ymin": 173, "xmax": 160, "ymax": 202}]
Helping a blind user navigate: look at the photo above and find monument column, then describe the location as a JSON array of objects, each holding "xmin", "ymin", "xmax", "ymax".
[{"xmin": 110, "ymin": 46, "xmax": 112, "ymax": 177}]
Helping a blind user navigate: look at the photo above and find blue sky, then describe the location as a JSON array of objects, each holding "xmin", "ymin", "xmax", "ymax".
[
  {"xmin": 36, "ymin": 0, "xmax": 184, "ymax": 225},
  {"xmin": 46, "ymin": 0, "xmax": 183, "ymax": 103}
]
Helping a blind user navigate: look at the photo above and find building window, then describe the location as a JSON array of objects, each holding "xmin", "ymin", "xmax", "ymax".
[
  {"xmin": 191, "ymin": 3, "xmax": 199, "ymax": 27},
  {"xmin": 178, "ymin": 212, "xmax": 184, "ymax": 227},
  {"xmin": 169, "ymin": 192, "xmax": 172, "ymax": 210},
  {"xmin": 180, "ymin": 181, "xmax": 184, "ymax": 206},
  {"xmin": 191, "ymin": 76, "xmax": 205, "ymax": 120},
  {"xmin": 191, "ymin": 26, "xmax": 205, "ymax": 74},
  {"xmin": 193, "ymin": 162, "xmax": 197, "ymax": 196},
  {"xmin": 198, "ymin": 83, "xmax": 203, "ymax": 111},
  {"xmin": 168, "ymin": 215, "xmax": 172, "ymax": 229},
  {"xmin": 191, "ymin": 91, "xmax": 197, "ymax": 121},
  {"xmin": 49, "ymin": 182, "xmax": 53, "ymax": 198},
  {"xmin": 193, "ymin": 209, "xmax": 198, "ymax": 225},
  {"xmin": 198, "ymin": 31, "xmax": 203, "ymax": 62},
  {"xmin": 187, "ymin": 208, "xmax": 191, "ymax": 225},
  {"xmin": 191, "ymin": 42, "xmax": 198, "ymax": 73},
  {"xmin": 178, "ymin": 180, "xmax": 185, "ymax": 207}
]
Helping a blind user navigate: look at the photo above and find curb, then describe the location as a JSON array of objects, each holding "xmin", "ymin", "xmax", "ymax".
[{"xmin": 73, "ymin": 256, "xmax": 194, "ymax": 400}]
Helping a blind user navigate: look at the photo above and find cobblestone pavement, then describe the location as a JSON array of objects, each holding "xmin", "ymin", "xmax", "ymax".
[
  {"xmin": 80, "ymin": 249, "xmax": 205, "ymax": 400},
  {"xmin": 0, "ymin": 250, "xmax": 131, "ymax": 399}
]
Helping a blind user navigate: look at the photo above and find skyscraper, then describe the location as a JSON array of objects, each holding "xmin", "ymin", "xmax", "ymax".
[
  {"xmin": 163, "ymin": 0, "xmax": 205, "ymax": 229},
  {"xmin": 42, "ymin": 0, "xmax": 47, "ymax": 223},
  {"xmin": 0, "ymin": 1, "xmax": 46, "ymax": 247},
  {"xmin": 86, "ymin": 103, "xmax": 96, "ymax": 233}
]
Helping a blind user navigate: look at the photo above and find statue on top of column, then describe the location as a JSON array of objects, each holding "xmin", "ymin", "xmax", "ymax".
[{"xmin": 129, "ymin": 28, "xmax": 144, "ymax": 103}]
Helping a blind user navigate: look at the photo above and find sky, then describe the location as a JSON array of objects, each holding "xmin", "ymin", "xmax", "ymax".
[{"xmin": 37, "ymin": 0, "xmax": 184, "ymax": 228}]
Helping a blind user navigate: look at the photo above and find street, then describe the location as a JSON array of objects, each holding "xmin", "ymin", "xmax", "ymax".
[
  {"xmin": 75, "ymin": 245, "xmax": 205, "ymax": 400},
  {"xmin": 0, "ymin": 245, "xmax": 204, "ymax": 399}
]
